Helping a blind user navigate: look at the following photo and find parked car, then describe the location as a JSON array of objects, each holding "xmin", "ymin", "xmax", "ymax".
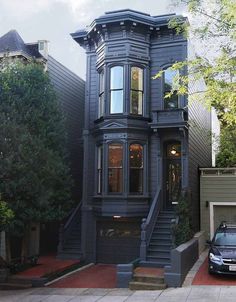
[{"xmin": 207, "ymin": 222, "xmax": 236, "ymax": 275}]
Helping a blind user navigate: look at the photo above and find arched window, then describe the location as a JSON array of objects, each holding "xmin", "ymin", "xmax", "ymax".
[
  {"xmin": 129, "ymin": 144, "xmax": 143, "ymax": 194},
  {"xmin": 130, "ymin": 67, "xmax": 143, "ymax": 115},
  {"xmin": 108, "ymin": 143, "xmax": 123, "ymax": 193},
  {"xmin": 110, "ymin": 66, "xmax": 124, "ymax": 114},
  {"xmin": 98, "ymin": 70, "xmax": 104, "ymax": 118},
  {"xmin": 164, "ymin": 68, "xmax": 178, "ymax": 109},
  {"xmin": 97, "ymin": 145, "xmax": 103, "ymax": 194}
]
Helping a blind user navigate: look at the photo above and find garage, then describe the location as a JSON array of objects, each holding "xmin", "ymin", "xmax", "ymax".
[
  {"xmin": 96, "ymin": 219, "xmax": 141, "ymax": 264},
  {"xmin": 209, "ymin": 202, "xmax": 236, "ymax": 238}
]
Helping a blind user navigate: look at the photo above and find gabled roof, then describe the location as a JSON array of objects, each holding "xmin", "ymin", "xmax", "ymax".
[{"xmin": 0, "ymin": 30, "xmax": 42, "ymax": 59}]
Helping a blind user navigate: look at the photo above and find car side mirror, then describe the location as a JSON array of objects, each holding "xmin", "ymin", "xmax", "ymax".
[{"xmin": 206, "ymin": 240, "xmax": 212, "ymax": 245}]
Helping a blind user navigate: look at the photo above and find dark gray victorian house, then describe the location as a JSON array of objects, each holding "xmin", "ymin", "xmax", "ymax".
[{"xmin": 65, "ymin": 9, "xmax": 212, "ymax": 266}]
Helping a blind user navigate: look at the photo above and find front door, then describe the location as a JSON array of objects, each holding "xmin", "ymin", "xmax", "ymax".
[{"xmin": 164, "ymin": 142, "xmax": 182, "ymax": 209}]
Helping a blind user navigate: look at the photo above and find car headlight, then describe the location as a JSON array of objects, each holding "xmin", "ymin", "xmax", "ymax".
[{"xmin": 209, "ymin": 252, "xmax": 222, "ymax": 263}]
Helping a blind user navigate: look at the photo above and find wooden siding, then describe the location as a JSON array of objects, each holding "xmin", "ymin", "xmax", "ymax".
[
  {"xmin": 47, "ymin": 56, "xmax": 85, "ymax": 201},
  {"xmin": 200, "ymin": 171, "xmax": 236, "ymax": 238},
  {"xmin": 188, "ymin": 70, "xmax": 212, "ymax": 231}
]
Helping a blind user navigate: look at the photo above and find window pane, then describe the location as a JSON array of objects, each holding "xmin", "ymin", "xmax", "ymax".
[
  {"xmin": 129, "ymin": 144, "xmax": 143, "ymax": 194},
  {"xmin": 109, "ymin": 168, "xmax": 123, "ymax": 193},
  {"xmin": 110, "ymin": 90, "xmax": 123, "ymax": 113},
  {"xmin": 131, "ymin": 67, "xmax": 143, "ymax": 90},
  {"xmin": 97, "ymin": 146, "xmax": 103, "ymax": 194},
  {"xmin": 130, "ymin": 144, "xmax": 143, "ymax": 168},
  {"xmin": 110, "ymin": 66, "xmax": 123, "ymax": 89},
  {"xmin": 130, "ymin": 169, "xmax": 143, "ymax": 194},
  {"xmin": 130, "ymin": 91, "xmax": 143, "ymax": 115},
  {"xmin": 108, "ymin": 144, "xmax": 123, "ymax": 193},
  {"xmin": 164, "ymin": 69, "xmax": 178, "ymax": 109},
  {"xmin": 109, "ymin": 144, "xmax": 123, "ymax": 167},
  {"xmin": 98, "ymin": 94, "xmax": 104, "ymax": 117},
  {"xmin": 99, "ymin": 71, "xmax": 104, "ymax": 93}
]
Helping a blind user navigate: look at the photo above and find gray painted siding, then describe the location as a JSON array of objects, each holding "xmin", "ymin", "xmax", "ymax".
[
  {"xmin": 200, "ymin": 174, "xmax": 236, "ymax": 237},
  {"xmin": 188, "ymin": 74, "xmax": 212, "ymax": 230},
  {"xmin": 48, "ymin": 56, "xmax": 85, "ymax": 201}
]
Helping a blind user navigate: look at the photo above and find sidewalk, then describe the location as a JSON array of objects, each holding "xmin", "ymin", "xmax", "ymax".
[{"xmin": 1, "ymin": 286, "xmax": 236, "ymax": 302}]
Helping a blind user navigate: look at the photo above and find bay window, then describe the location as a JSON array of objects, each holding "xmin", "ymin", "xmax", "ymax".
[
  {"xmin": 97, "ymin": 145, "xmax": 103, "ymax": 194},
  {"xmin": 98, "ymin": 70, "xmax": 104, "ymax": 118}
]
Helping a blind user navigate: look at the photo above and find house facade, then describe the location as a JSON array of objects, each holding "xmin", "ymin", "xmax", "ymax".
[
  {"xmin": 0, "ymin": 30, "xmax": 85, "ymax": 258},
  {"xmin": 70, "ymin": 9, "xmax": 212, "ymax": 265}
]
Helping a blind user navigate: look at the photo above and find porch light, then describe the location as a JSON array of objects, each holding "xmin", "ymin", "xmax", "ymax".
[
  {"xmin": 113, "ymin": 216, "xmax": 121, "ymax": 219},
  {"xmin": 170, "ymin": 148, "xmax": 177, "ymax": 155}
]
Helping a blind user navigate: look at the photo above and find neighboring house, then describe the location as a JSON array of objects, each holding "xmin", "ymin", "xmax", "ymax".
[
  {"xmin": 0, "ymin": 30, "xmax": 85, "ymax": 258},
  {"xmin": 63, "ymin": 9, "xmax": 212, "ymax": 266}
]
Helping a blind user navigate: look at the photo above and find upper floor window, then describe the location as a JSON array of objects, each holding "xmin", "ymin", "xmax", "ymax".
[
  {"xmin": 110, "ymin": 66, "xmax": 124, "ymax": 114},
  {"xmin": 130, "ymin": 67, "xmax": 143, "ymax": 115},
  {"xmin": 129, "ymin": 144, "xmax": 143, "ymax": 194},
  {"xmin": 164, "ymin": 69, "xmax": 178, "ymax": 109},
  {"xmin": 97, "ymin": 145, "xmax": 103, "ymax": 194},
  {"xmin": 108, "ymin": 143, "xmax": 123, "ymax": 193},
  {"xmin": 98, "ymin": 70, "xmax": 104, "ymax": 118}
]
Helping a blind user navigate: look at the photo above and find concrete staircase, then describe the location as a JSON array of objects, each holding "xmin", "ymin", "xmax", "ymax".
[
  {"xmin": 129, "ymin": 267, "xmax": 167, "ymax": 290},
  {"xmin": 0, "ymin": 276, "xmax": 32, "ymax": 290},
  {"xmin": 144, "ymin": 210, "xmax": 175, "ymax": 267}
]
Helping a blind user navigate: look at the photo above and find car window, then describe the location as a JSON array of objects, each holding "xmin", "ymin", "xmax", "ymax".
[{"xmin": 214, "ymin": 231, "xmax": 236, "ymax": 246}]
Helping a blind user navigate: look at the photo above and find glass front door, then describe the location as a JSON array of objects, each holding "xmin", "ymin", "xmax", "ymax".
[{"xmin": 164, "ymin": 142, "xmax": 182, "ymax": 209}]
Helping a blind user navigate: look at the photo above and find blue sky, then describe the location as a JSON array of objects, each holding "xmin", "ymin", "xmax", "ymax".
[{"xmin": 0, "ymin": 0, "xmax": 182, "ymax": 79}]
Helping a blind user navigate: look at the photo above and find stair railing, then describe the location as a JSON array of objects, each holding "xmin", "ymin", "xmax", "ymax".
[
  {"xmin": 58, "ymin": 201, "xmax": 82, "ymax": 253},
  {"xmin": 140, "ymin": 186, "xmax": 162, "ymax": 261}
]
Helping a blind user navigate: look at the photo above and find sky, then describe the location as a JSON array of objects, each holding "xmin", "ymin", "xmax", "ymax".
[{"xmin": 0, "ymin": 0, "xmax": 185, "ymax": 79}]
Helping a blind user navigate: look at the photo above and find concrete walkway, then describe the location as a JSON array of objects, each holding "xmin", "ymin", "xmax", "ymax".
[{"xmin": 1, "ymin": 286, "xmax": 236, "ymax": 302}]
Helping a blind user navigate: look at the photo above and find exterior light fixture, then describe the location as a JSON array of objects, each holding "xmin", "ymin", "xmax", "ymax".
[
  {"xmin": 170, "ymin": 149, "xmax": 177, "ymax": 155},
  {"xmin": 113, "ymin": 216, "xmax": 121, "ymax": 219}
]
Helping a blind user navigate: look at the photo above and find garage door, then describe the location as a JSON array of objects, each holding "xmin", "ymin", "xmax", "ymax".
[{"xmin": 96, "ymin": 220, "xmax": 140, "ymax": 264}]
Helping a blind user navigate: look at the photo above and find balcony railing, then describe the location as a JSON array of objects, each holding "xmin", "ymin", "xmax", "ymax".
[{"xmin": 149, "ymin": 109, "xmax": 188, "ymax": 129}]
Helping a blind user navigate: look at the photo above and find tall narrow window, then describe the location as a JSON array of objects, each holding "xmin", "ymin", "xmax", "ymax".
[
  {"xmin": 108, "ymin": 144, "xmax": 123, "ymax": 193},
  {"xmin": 110, "ymin": 66, "xmax": 123, "ymax": 114},
  {"xmin": 164, "ymin": 69, "xmax": 178, "ymax": 109},
  {"xmin": 130, "ymin": 67, "xmax": 143, "ymax": 115},
  {"xmin": 98, "ymin": 70, "xmax": 104, "ymax": 118},
  {"xmin": 129, "ymin": 144, "xmax": 143, "ymax": 194},
  {"xmin": 97, "ymin": 145, "xmax": 103, "ymax": 194}
]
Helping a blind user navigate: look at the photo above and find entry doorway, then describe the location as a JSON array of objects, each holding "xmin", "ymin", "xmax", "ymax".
[{"xmin": 164, "ymin": 141, "xmax": 182, "ymax": 209}]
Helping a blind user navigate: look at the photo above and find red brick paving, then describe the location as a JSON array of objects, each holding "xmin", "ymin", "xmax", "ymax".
[
  {"xmin": 192, "ymin": 258, "xmax": 236, "ymax": 285},
  {"xmin": 49, "ymin": 264, "xmax": 117, "ymax": 288},
  {"xmin": 16, "ymin": 255, "xmax": 80, "ymax": 278}
]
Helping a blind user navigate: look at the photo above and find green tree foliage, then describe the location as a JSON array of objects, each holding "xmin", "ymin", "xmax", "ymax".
[
  {"xmin": 0, "ymin": 61, "xmax": 73, "ymax": 238},
  {"xmin": 0, "ymin": 197, "xmax": 14, "ymax": 231},
  {"xmin": 216, "ymin": 127, "xmax": 236, "ymax": 167}
]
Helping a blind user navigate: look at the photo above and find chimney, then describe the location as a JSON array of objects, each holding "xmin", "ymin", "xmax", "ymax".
[{"xmin": 38, "ymin": 40, "xmax": 49, "ymax": 59}]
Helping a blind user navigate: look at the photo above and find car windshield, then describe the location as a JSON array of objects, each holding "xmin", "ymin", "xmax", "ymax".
[{"xmin": 214, "ymin": 231, "xmax": 236, "ymax": 246}]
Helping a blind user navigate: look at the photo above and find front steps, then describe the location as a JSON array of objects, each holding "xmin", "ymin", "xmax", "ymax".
[
  {"xmin": 141, "ymin": 210, "xmax": 175, "ymax": 268},
  {"xmin": 129, "ymin": 267, "xmax": 167, "ymax": 290},
  {"xmin": 0, "ymin": 276, "xmax": 32, "ymax": 290},
  {"xmin": 57, "ymin": 219, "xmax": 82, "ymax": 259}
]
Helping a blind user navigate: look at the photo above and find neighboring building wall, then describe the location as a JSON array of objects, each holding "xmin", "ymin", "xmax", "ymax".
[
  {"xmin": 48, "ymin": 56, "xmax": 85, "ymax": 201},
  {"xmin": 200, "ymin": 168, "xmax": 236, "ymax": 239}
]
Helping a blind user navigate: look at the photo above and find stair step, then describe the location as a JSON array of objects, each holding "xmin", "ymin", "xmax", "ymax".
[
  {"xmin": 7, "ymin": 276, "xmax": 32, "ymax": 285},
  {"xmin": 133, "ymin": 274, "xmax": 164, "ymax": 284},
  {"xmin": 146, "ymin": 257, "xmax": 170, "ymax": 265},
  {"xmin": 129, "ymin": 281, "xmax": 167, "ymax": 290}
]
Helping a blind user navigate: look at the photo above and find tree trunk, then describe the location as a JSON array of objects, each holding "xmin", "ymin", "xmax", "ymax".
[{"xmin": 21, "ymin": 225, "xmax": 30, "ymax": 264}]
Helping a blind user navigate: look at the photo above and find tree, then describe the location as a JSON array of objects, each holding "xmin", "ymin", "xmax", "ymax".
[
  {"xmin": 0, "ymin": 197, "xmax": 14, "ymax": 232},
  {"xmin": 154, "ymin": 0, "xmax": 236, "ymax": 165},
  {"xmin": 0, "ymin": 60, "xmax": 73, "ymax": 261}
]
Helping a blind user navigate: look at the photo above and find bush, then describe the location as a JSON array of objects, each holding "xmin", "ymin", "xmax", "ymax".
[{"xmin": 173, "ymin": 192, "xmax": 193, "ymax": 247}]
